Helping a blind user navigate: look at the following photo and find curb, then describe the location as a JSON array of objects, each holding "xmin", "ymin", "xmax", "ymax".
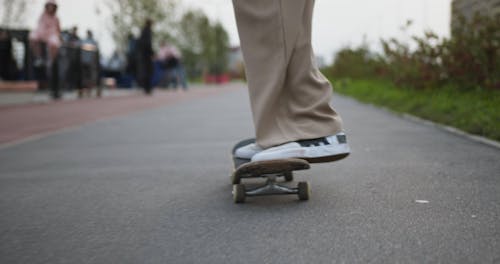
[
  {"xmin": 336, "ymin": 94, "xmax": 500, "ymax": 150},
  {"xmin": 400, "ymin": 113, "xmax": 500, "ymax": 150}
]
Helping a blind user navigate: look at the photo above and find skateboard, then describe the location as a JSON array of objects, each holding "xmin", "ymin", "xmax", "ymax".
[{"xmin": 231, "ymin": 139, "xmax": 311, "ymax": 203}]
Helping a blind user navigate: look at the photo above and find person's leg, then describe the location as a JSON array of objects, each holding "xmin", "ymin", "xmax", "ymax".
[
  {"xmin": 179, "ymin": 64, "xmax": 188, "ymax": 90},
  {"xmin": 173, "ymin": 68, "xmax": 179, "ymax": 89},
  {"xmin": 30, "ymin": 40, "xmax": 42, "ymax": 59},
  {"xmin": 165, "ymin": 68, "xmax": 172, "ymax": 89},
  {"xmin": 138, "ymin": 58, "xmax": 150, "ymax": 93},
  {"xmin": 47, "ymin": 35, "xmax": 61, "ymax": 62},
  {"xmin": 29, "ymin": 33, "xmax": 44, "ymax": 67},
  {"xmin": 233, "ymin": 0, "xmax": 343, "ymax": 149},
  {"xmin": 144, "ymin": 60, "xmax": 153, "ymax": 94},
  {"xmin": 167, "ymin": 69, "xmax": 176, "ymax": 90}
]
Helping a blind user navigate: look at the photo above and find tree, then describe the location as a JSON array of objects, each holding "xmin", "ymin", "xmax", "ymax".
[
  {"xmin": 0, "ymin": 0, "xmax": 30, "ymax": 28},
  {"xmin": 105, "ymin": 1, "xmax": 231, "ymax": 79},
  {"xmin": 175, "ymin": 9, "xmax": 207, "ymax": 77},
  {"xmin": 211, "ymin": 22, "xmax": 229, "ymax": 75},
  {"xmin": 105, "ymin": 0, "xmax": 178, "ymax": 52},
  {"xmin": 176, "ymin": 9, "xmax": 229, "ymax": 77}
]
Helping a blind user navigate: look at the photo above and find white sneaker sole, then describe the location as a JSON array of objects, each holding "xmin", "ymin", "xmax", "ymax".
[{"xmin": 252, "ymin": 144, "xmax": 350, "ymax": 163}]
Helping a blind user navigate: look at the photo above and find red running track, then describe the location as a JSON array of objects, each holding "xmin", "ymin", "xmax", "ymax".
[{"xmin": 0, "ymin": 86, "xmax": 236, "ymax": 146}]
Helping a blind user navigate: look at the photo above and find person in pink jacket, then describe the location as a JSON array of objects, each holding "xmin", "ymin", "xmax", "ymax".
[{"xmin": 29, "ymin": 0, "xmax": 61, "ymax": 65}]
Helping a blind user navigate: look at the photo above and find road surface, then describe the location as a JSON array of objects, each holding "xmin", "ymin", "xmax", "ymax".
[{"xmin": 1, "ymin": 83, "xmax": 499, "ymax": 263}]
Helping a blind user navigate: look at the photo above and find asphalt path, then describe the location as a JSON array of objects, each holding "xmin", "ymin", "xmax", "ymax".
[{"xmin": 1, "ymin": 83, "xmax": 499, "ymax": 263}]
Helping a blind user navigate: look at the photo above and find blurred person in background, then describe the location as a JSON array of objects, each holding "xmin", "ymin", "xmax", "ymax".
[
  {"xmin": 157, "ymin": 41, "xmax": 187, "ymax": 90},
  {"xmin": 0, "ymin": 29, "xmax": 18, "ymax": 80},
  {"xmin": 79, "ymin": 30, "xmax": 100, "ymax": 97},
  {"xmin": 103, "ymin": 50, "xmax": 125, "ymax": 84},
  {"xmin": 29, "ymin": 0, "xmax": 61, "ymax": 67},
  {"xmin": 81, "ymin": 30, "xmax": 97, "ymax": 49},
  {"xmin": 125, "ymin": 33, "xmax": 137, "ymax": 79},
  {"xmin": 66, "ymin": 26, "xmax": 81, "ymax": 91},
  {"xmin": 68, "ymin": 26, "xmax": 80, "ymax": 46},
  {"xmin": 137, "ymin": 19, "xmax": 154, "ymax": 95}
]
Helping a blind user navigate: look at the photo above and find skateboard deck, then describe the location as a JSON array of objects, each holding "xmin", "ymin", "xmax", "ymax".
[{"xmin": 231, "ymin": 139, "xmax": 311, "ymax": 203}]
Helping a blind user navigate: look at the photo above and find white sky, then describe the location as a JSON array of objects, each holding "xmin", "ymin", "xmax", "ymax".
[{"xmin": 25, "ymin": 0, "xmax": 452, "ymax": 62}]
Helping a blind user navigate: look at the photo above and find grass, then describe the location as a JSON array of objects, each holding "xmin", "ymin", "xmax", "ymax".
[{"xmin": 329, "ymin": 78, "xmax": 500, "ymax": 142}]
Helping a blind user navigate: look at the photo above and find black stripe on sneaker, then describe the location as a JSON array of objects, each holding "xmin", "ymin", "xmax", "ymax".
[
  {"xmin": 297, "ymin": 137, "xmax": 330, "ymax": 147},
  {"xmin": 337, "ymin": 134, "xmax": 347, "ymax": 144}
]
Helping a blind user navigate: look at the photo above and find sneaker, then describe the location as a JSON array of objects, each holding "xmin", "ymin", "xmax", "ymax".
[
  {"xmin": 251, "ymin": 132, "xmax": 350, "ymax": 163},
  {"xmin": 235, "ymin": 143, "xmax": 264, "ymax": 159}
]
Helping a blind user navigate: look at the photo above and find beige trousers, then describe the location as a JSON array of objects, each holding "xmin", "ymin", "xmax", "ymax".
[{"xmin": 233, "ymin": 0, "xmax": 343, "ymax": 148}]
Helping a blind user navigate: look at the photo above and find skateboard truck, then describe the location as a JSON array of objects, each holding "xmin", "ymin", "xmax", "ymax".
[
  {"xmin": 233, "ymin": 173, "xmax": 311, "ymax": 203},
  {"xmin": 247, "ymin": 174, "xmax": 297, "ymax": 196}
]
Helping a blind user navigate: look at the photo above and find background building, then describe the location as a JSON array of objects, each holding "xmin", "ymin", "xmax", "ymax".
[{"xmin": 451, "ymin": 0, "xmax": 500, "ymax": 29}]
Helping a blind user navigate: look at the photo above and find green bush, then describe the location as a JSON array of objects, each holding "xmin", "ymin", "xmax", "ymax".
[
  {"xmin": 330, "ymin": 79, "xmax": 500, "ymax": 141},
  {"xmin": 326, "ymin": 14, "xmax": 499, "ymax": 141},
  {"xmin": 329, "ymin": 44, "xmax": 383, "ymax": 79},
  {"xmin": 329, "ymin": 13, "xmax": 500, "ymax": 91},
  {"xmin": 442, "ymin": 14, "xmax": 500, "ymax": 90}
]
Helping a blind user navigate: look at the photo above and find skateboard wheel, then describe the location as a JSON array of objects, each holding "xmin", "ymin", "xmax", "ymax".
[
  {"xmin": 233, "ymin": 184, "xmax": 246, "ymax": 203},
  {"xmin": 297, "ymin": 181, "xmax": 311, "ymax": 201},
  {"xmin": 284, "ymin": 172, "xmax": 293, "ymax": 182},
  {"xmin": 231, "ymin": 173, "xmax": 241, "ymax": 185}
]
